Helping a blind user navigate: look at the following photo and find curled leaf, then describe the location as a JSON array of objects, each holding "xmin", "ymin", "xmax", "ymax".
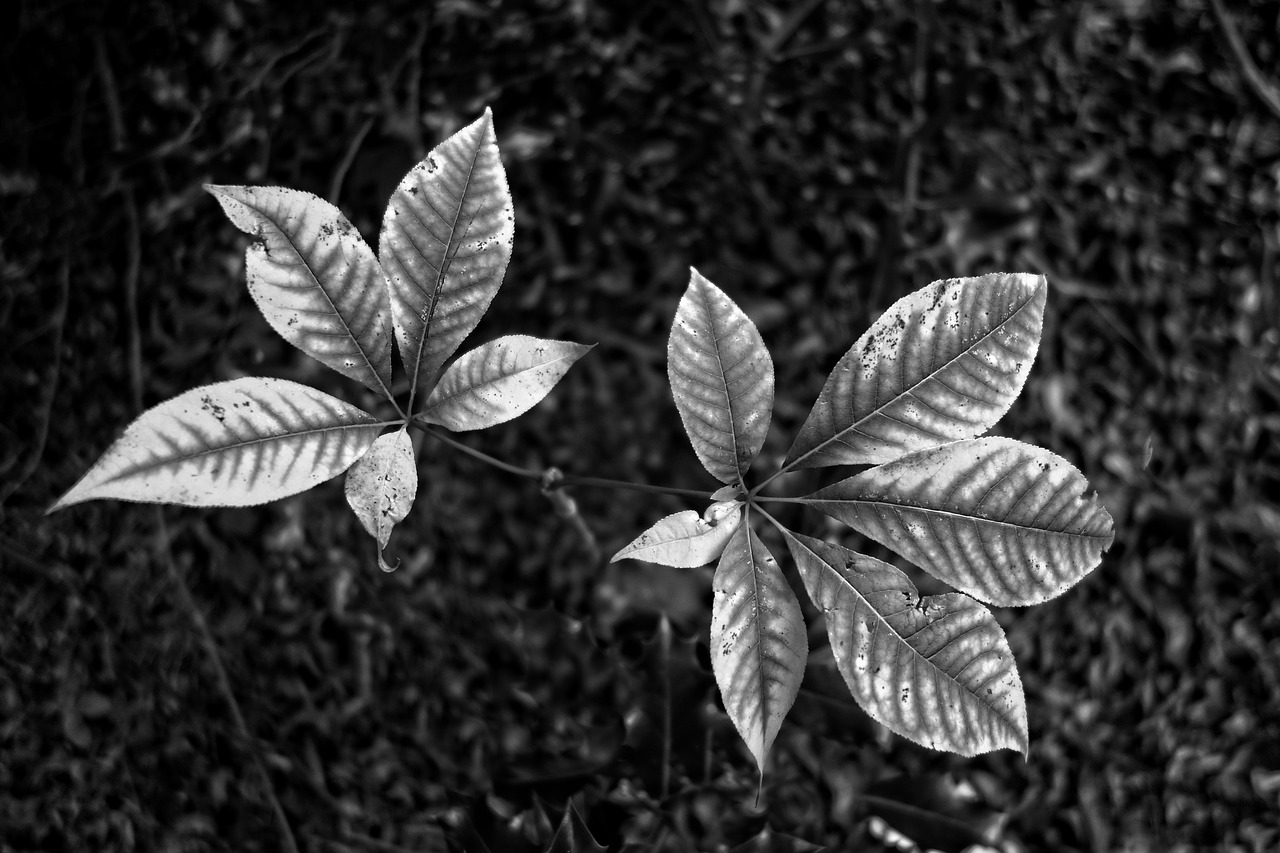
[
  {"xmin": 417, "ymin": 335, "xmax": 593, "ymax": 431},
  {"xmin": 784, "ymin": 532, "xmax": 1027, "ymax": 756},
  {"xmin": 711, "ymin": 515, "xmax": 807, "ymax": 775},
  {"xmin": 49, "ymin": 378, "xmax": 383, "ymax": 511},
  {"xmin": 205, "ymin": 185, "xmax": 394, "ymax": 400},
  {"xmin": 785, "ymin": 273, "xmax": 1047, "ymax": 469},
  {"xmin": 668, "ymin": 269, "xmax": 774, "ymax": 484},
  {"xmin": 801, "ymin": 437, "xmax": 1114, "ymax": 606},
  {"xmin": 344, "ymin": 428, "xmax": 418, "ymax": 571},
  {"xmin": 379, "ymin": 108, "xmax": 514, "ymax": 402},
  {"xmin": 611, "ymin": 502, "xmax": 743, "ymax": 567}
]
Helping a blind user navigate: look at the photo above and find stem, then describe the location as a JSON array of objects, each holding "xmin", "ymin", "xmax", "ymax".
[
  {"xmin": 751, "ymin": 503, "xmax": 792, "ymax": 539},
  {"xmin": 414, "ymin": 423, "xmax": 714, "ymax": 500},
  {"xmin": 749, "ymin": 493, "xmax": 808, "ymax": 504},
  {"xmin": 416, "ymin": 424, "xmax": 543, "ymax": 479},
  {"xmin": 748, "ymin": 466, "xmax": 791, "ymax": 498},
  {"xmin": 556, "ymin": 475, "xmax": 712, "ymax": 501}
]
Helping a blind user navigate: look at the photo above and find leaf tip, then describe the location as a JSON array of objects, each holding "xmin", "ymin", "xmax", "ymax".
[
  {"xmin": 377, "ymin": 548, "xmax": 400, "ymax": 573},
  {"xmin": 45, "ymin": 494, "xmax": 73, "ymax": 515}
]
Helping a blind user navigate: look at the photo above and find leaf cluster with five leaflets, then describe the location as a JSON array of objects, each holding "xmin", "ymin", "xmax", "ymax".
[{"xmin": 50, "ymin": 109, "xmax": 592, "ymax": 570}]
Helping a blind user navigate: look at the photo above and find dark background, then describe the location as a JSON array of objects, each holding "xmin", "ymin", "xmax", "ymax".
[{"xmin": 2, "ymin": 0, "xmax": 1279, "ymax": 851}]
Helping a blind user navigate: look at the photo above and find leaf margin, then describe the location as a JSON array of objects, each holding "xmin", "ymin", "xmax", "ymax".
[
  {"xmin": 48, "ymin": 377, "xmax": 386, "ymax": 513},
  {"xmin": 782, "ymin": 530, "xmax": 1029, "ymax": 756},
  {"xmin": 783, "ymin": 272, "xmax": 1048, "ymax": 470},
  {"xmin": 667, "ymin": 268, "xmax": 775, "ymax": 485}
]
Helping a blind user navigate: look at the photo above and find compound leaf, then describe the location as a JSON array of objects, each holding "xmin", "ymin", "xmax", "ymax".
[
  {"xmin": 784, "ymin": 273, "xmax": 1047, "ymax": 470},
  {"xmin": 611, "ymin": 502, "xmax": 743, "ymax": 567},
  {"xmin": 379, "ymin": 108, "xmax": 514, "ymax": 403},
  {"xmin": 345, "ymin": 427, "xmax": 417, "ymax": 571},
  {"xmin": 205, "ymin": 185, "xmax": 394, "ymax": 400},
  {"xmin": 801, "ymin": 437, "xmax": 1114, "ymax": 606},
  {"xmin": 416, "ymin": 335, "xmax": 592, "ymax": 431},
  {"xmin": 49, "ymin": 378, "xmax": 383, "ymax": 511},
  {"xmin": 783, "ymin": 532, "xmax": 1027, "ymax": 756},
  {"xmin": 668, "ymin": 269, "xmax": 774, "ymax": 485},
  {"xmin": 711, "ymin": 513, "xmax": 807, "ymax": 775}
]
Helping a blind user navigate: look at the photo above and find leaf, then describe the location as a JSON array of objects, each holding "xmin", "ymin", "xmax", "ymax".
[
  {"xmin": 543, "ymin": 801, "xmax": 606, "ymax": 853},
  {"xmin": 49, "ymin": 378, "xmax": 383, "ymax": 512},
  {"xmin": 727, "ymin": 827, "xmax": 826, "ymax": 853},
  {"xmin": 710, "ymin": 514, "xmax": 807, "ymax": 775},
  {"xmin": 615, "ymin": 615, "xmax": 716, "ymax": 797},
  {"xmin": 801, "ymin": 437, "xmax": 1115, "ymax": 606},
  {"xmin": 668, "ymin": 269, "xmax": 774, "ymax": 485},
  {"xmin": 861, "ymin": 774, "xmax": 1006, "ymax": 852},
  {"xmin": 783, "ymin": 532, "xmax": 1027, "ymax": 756},
  {"xmin": 379, "ymin": 108, "xmax": 514, "ymax": 403},
  {"xmin": 416, "ymin": 335, "xmax": 593, "ymax": 431},
  {"xmin": 784, "ymin": 273, "xmax": 1047, "ymax": 470},
  {"xmin": 711, "ymin": 484, "xmax": 743, "ymax": 501},
  {"xmin": 611, "ymin": 502, "xmax": 743, "ymax": 567},
  {"xmin": 205, "ymin": 185, "xmax": 394, "ymax": 400},
  {"xmin": 344, "ymin": 428, "xmax": 417, "ymax": 571}
]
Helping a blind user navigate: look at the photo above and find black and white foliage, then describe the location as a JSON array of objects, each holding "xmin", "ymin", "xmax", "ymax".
[
  {"xmin": 51, "ymin": 110, "xmax": 590, "ymax": 571},
  {"xmin": 616, "ymin": 269, "xmax": 1114, "ymax": 771},
  {"xmin": 50, "ymin": 106, "xmax": 1114, "ymax": 781}
]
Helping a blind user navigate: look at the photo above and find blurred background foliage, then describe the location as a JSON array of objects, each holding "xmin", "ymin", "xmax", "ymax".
[{"xmin": 1, "ymin": 0, "xmax": 1278, "ymax": 850}]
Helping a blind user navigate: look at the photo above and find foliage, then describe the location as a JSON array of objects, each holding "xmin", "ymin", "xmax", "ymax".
[
  {"xmin": 49, "ymin": 107, "xmax": 1113, "ymax": 791},
  {"xmin": 616, "ymin": 268, "xmax": 1114, "ymax": 770},
  {"xmin": 48, "ymin": 110, "xmax": 591, "ymax": 572}
]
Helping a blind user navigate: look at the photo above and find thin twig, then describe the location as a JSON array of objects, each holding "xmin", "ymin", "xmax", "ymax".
[
  {"xmin": 415, "ymin": 424, "xmax": 714, "ymax": 499},
  {"xmin": 761, "ymin": 0, "xmax": 826, "ymax": 57},
  {"xmin": 555, "ymin": 475, "xmax": 712, "ymax": 501},
  {"xmin": 1209, "ymin": 0, "xmax": 1280, "ymax": 121},
  {"xmin": 416, "ymin": 424, "xmax": 542, "ymax": 478},
  {"xmin": 539, "ymin": 468, "xmax": 601, "ymax": 560},
  {"xmin": 158, "ymin": 531, "xmax": 299, "ymax": 853},
  {"xmin": 93, "ymin": 34, "xmax": 126, "ymax": 149},
  {"xmin": 0, "ymin": 258, "xmax": 69, "ymax": 507},
  {"xmin": 97, "ymin": 35, "xmax": 298, "ymax": 853},
  {"xmin": 328, "ymin": 116, "xmax": 375, "ymax": 205},
  {"xmin": 123, "ymin": 190, "xmax": 143, "ymax": 410}
]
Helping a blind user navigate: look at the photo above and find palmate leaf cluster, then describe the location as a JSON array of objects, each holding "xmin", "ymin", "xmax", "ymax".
[
  {"xmin": 49, "ymin": 110, "xmax": 591, "ymax": 569},
  {"xmin": 48, "ymin": 105, "xmax": 1115, "ymax": 781},
  {"xmin": 614, "ymin": 270, "xmax": 1114, "ymax": 770}
]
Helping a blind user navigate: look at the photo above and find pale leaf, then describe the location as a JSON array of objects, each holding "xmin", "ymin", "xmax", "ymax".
[
  {"xmin": 784, "ymin": 531, "xmax": 1027, "ymax": 756},
  {"xmin": 710, "ymin": 514, "xmax": 807, "ymax": 775},
  {"xmin": 205, "ymin": 185, "xmax": 394, "ymax": 400},
  {"xmin": 611, "ymin": 502, "xmax": 743, "ymax": 567},
  {"xmin": 668, "ymin": 269, "xmax": 774, "ymax": 484},
  {"xmin": 710, "ymin": 485, "xmax": 743, "ymax": 502},
  {"xmin": 416, "ymin": 336, "xmax": 593, "ymax": 431},
  {"xmin": 801, "ymin": 437, "xmax": 1114, "ymax": 606},
  {"xmin": 345, "ymin": 428, "xmax": 417, "ymax": 571},
  {"xmin": 379, "ymin": 108, "xmax": 514, "ymax": 402},
  {"xmin": 49, "ymin": 378, "xmax": 383, "ymax": 511},
  {"xmin": 785, "ymin": 273, "xmax": 1047, "ymax": 469}
]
